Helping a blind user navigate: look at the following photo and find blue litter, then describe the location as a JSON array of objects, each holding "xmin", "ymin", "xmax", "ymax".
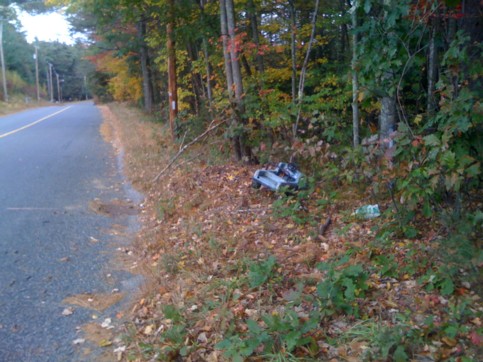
[
  {"xmin": 252, "ymin": 162, "xmax": 305, "ymax": 191},
  {"xmin": 354, "ymin": 204, "xmax": 381, "ymax": 219}
]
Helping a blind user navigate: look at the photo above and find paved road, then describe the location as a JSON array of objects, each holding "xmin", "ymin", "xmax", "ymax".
[{"xmin": 0, "ymin": 102, "xmax": 142, "ymax": 361}]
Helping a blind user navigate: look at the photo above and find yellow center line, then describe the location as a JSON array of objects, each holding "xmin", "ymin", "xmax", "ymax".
[{"xmin": 0, "ymin": 106, "xmax": 73, "ymax": 139}]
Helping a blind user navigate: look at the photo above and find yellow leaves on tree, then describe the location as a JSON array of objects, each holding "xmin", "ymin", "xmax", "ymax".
[{"xmin": 91, "ymin": 52, "xmax": 142, "ymax": 103}]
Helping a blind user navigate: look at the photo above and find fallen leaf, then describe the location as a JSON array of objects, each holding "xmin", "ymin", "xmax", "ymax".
[
  {"xmin": 62, "ymin": 307, "xmax": 74, "ymax": 316},
  {"xmin": 72, "ymin": 338, "xmax": 85, "ymax": 345},
  {"xmin": 470, "ymin": 317, "xmax": 481, "ymax": 326},
  {"xmin": 469, "ymin": 331, "xmax": 483, "ymax": 346},
  {"xmin": 101, "ymin": 318, "xmax": 114, "ymax": 329},
  {"xmin": 441, "ymin": 336, "xmax": 457, "ymax": 347},
  {"xmin": 113, "ymin": 346, "xmax": 126, "ymax": 353},
  {"xmin": 197, "ymin": 332, "xmax": 208, "ymax": 344},
  {"xmin": 98, "ymin": 339, "xmax": 112, "ymax": 347},
  {"xmin": 143, "ymin": 324, "xmax": 154, "ymax": 335}
]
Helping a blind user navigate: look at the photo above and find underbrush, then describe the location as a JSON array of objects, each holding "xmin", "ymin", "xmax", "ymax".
[
  {"xmin": 102, "ymin": 103, "xmax": 482, "ymax": 362},
  {"xmin": 0, "ymin": 95, "xmax": 52, "ymax": 116}
]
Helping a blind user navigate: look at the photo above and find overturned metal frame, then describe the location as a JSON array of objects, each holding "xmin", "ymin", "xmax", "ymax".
[{"xmin": 252, "ymin": 162, "xmax": 305, "ymax": 191}]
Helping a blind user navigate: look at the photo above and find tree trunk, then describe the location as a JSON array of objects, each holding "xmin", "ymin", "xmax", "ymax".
[
  {"xmin": 137, "ymin": 19, "xmax": 153, "ymax": 113},
  {"xmin": 293, "ymin": 0, "xmax": 320, "ymax": 138},
  {"xmin": 225, "ymin": 0, "xmax": 254, "ymax": 162},
  {"xmin": 339, "ymin": 0, "xmax": 349, "ymax": 62},
  {"xmin": 167, "ymin": 0, "xmax": 178, "ymax": 139},
  {"xmin": 202, "ymin": 38, "xmax": 213, "ymax": 105},
  {"xmin": 351, "ymin": 0, "xmax": 360, "ymax": 147},
  {"xmin": 427, "ymin": 20, "xmax": 437, "ymax": 117},
  {"xmin": 379, "ymin": 96, "xmax": 396, "ymax": 146},
  {"xmin": 225, "ymin": 0, "xmax": 244, "ymax": 106},
  {"xmin": 220, "ymin": 0, "xmax": 234, "ymax": 100},
  {"xmin": 288, "ymin": 0, "xmax": 297, "ymax": 103},
  {"xmin": 247, "ymin": 0, "xmax": 264, "ymax": 74},
  {"xmin": 186, "ymin": 41, "xmax": 203, "ymax": 115},
  {"xmin": 198, "ymin": 1, "xmax": 213, "ymax": 106},
  {"xmin": 379, "ymin": 0, "xmax": 396, "ymax": 150},
  {"xmin": 220, "ymin": 0, "xmax": 241, "ymax": 160}
]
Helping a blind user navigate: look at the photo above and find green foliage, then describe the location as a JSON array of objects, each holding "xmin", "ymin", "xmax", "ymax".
[
  {"xmin": 156, "ymin": 197, "xmax": 177, "ymax": 221},
  {"xmin": 420, "ymin": 267, "xmax": 456, "ymax": 296},
  {"xmin": 358, "ymin": 0, "xmax": 415, "ymax": 97},
  {"xmin": 271, "ymin": 178, "xmax": 314, "ymax": 225},
  {"xmin": 216, "ymin": 309, "xmax": 320, "ymax": 360},
  {"xmin": 392, "ymin": 31, "xmax": 481, "ymax": 245},
  {"xmin": 343, "ymin": 317, "xmax": 424, "ymax": 361},
  {"xmin": 158, "ymin": 305, "xmax": 190, "ymax": 357},
  {"xmin": 247, "ymin": 255, "xmax": 277, "ymax": 289},
  {"xmin": 372, "ymin": 254, "xmax": 398, "ymax": 278},
  {"xmin": 316, "ymin": 255, "xmax": 369, "ymax": 317}
]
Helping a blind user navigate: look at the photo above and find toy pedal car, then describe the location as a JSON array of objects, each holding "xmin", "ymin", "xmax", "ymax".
[{"xmin": 252, "ymin": 162, "xmax": 305, "ymax": 191}]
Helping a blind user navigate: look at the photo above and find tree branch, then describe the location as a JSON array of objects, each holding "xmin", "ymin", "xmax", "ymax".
[{"xmin": 152, "ymin": 119, "xmax": 227, "ymax": 182}]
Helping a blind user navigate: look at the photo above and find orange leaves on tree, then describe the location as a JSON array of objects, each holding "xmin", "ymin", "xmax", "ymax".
[{"xmin": 89, "ymin": 51, "xmax": 142, "ymax": 103}]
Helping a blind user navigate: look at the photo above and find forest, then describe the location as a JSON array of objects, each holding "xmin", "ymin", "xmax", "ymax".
[
  {"xmin": 2, "ymin": 0, "xmax": 482, "ymax": 360},
  {"xmin": 0, "ymin": 2, "xmax": 92, "ymax": 104}
]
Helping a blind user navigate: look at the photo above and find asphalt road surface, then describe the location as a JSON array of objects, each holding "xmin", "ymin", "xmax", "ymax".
[{"xmin": 0, "ymin": 102, "xmax": 143, "ymax": 361}]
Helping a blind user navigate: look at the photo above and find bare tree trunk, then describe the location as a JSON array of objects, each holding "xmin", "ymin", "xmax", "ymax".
[
  {"xmin": 293, "ymin": 0, "xmax": 320, "ymax": 138},
  {"xmin": 220, "ymin": 0, "xmax": 234, "ymax": 99},
  {"xmin": 137, "ymin": 19, "xmax": 153, "ymax": 113},
  {"xmin": 288, "ymin": 0, "xmax": 297, "ymax": 103},
  {"xmin": 225, "ymin": 0, "xmax": 244, "ymax": 106},
  {"xmin": 339, "ymin": 0, "xmax": 349, "ymax": 62},
  {"xmin": 198, "ymin": 0, "xmax": 213, "ymax": 106},
  {"xmin": 427, "ymin": 19, "xmax": 437, "ymax": 116},
  {"xmin": 220, "ymin": 0, "xmax": 241, "ymax": 160},
  {"xmin": 226, "ymin": 0, "xmax": 253, "ymax": 161},
  {"xmin": 202, "ymin": 38, "xmax": 213, "ymax": 104},
  {"xmin": 247, "ymin": 0, "xmax": 264, "ymax": 74},
  {"xmin": 351, "ymin": 0, "xmax": 360, "ymax": 147},
  {"xmin": 379, "ymin": 0, "xmax": 396, "ymax": 150},
  {"xmin": 167, "ymin": 0, "xmax": 178, "ymax": 139},
  {"xmin": 380, "ymin": 96, "xmax": 396, "ymax": 143}
]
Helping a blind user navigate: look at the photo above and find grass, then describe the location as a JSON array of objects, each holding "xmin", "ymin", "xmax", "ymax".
[{"xmin": 0, "ymin": 96, "xmax": 53, "ymax": 117}]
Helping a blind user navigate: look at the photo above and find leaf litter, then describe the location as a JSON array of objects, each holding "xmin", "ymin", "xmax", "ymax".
[{"xmin": 97, "ymin": 104, "xmax": 482, "ymax": 361}]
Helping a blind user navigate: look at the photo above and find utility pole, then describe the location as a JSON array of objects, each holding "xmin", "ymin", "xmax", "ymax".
[
  {"xmin": 167, "ymin": 0, "xmax": 178, "ymax": 139},
  {"xmin": 46, "ymin": 65, "xmax": 50, "ymax": 101},
  {"xmin": 48, "ymin": 63, "xmax": 54, "ymax": 102},
  {"xmin": 55, "ymin": 72, "xmax": 61, "ymax": 102},
  {"xmin": 0, "ymin": 19, "xmax": 8, "ymax": 102},
  {"xmin": 83, "ymin": 75, "xmax": 88, "ymax": 100},
  {"xmin": 34, "ymin": 45, "xmax": 40, "ymax": 102}
]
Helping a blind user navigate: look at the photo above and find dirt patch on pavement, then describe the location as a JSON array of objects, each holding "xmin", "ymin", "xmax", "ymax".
[
  {"xmin": 63, "ymin": 292, "xmax": 124, "ymax": 312},
  {"xmin": 76, "ymin": 322, "xmax": 118, "ymax": 362},
  {"xmin": 89, "ymin": 198, "xmax": 138, "ymax": 217}
]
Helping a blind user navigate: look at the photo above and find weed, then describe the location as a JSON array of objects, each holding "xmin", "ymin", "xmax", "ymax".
[
  {"xmin": 160, "ymin": 253, "xmax": 180, "ymax": 275},
  {"xmin": 216, "ymin": 309, "xmax": 321, "ymax": 360},
  {"xmin": 248, "ymin": 255, "xmax": 277, "ymax": 289},
  {"xmin": 342, "ymin": 318, "xmax": 423, "ymax": 362},
  {"xmin": 208, "ymin": 237, "xmax": 222, "ymax": 256},
  {"xmin": 271, "ymin": 178, "xmax": 315, "ymax": 225},
  {"xmin": 156, "ymin": 197, "xmax": 177, "ymax": 221},
  {"xmin": 316, "ymin": 254, "xmax": 369, "ymax": 318},
  {"xmin": 372, "ymin": 254, "xmax": 399, "ymax": 278},
  {"xmin": 157, "ymin": 305, "xmax": 191, "ymax": 357}
]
